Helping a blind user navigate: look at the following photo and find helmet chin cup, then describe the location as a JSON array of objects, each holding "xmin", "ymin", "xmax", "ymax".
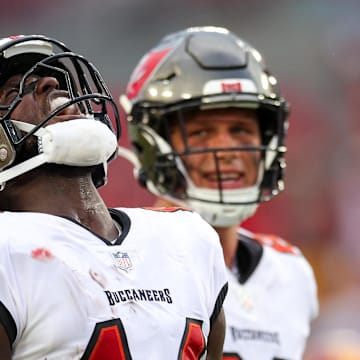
[
  {"xmin": 189, "ymin": 199, "xmax": 259, "ymax": 227},
  {"xmin": 178, "ymin": 184, "xmax": 260, "ymax": 226},
  {"xmin": 0, "ymin": 119, "xmax": 118, "ymax": 189}
]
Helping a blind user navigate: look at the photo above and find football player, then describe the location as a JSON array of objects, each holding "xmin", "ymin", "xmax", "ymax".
[
  {"xmin": 120, "ymin": 26, "xmax": 318, "ymax": 360},
  {"xmin": 0, "ymin": 34, "xmax": 228, "ymax": 359}
]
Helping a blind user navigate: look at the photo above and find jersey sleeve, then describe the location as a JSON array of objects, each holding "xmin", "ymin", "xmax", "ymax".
[
  {"xmin": 251, "ymin": 229, "xmax": 319, "ymax": 325},
  {"xmin": 0, "ymin": 241, "xmax": 22, "ymax": 346},
  {"xmin": 210, "ymin": 269, "xmax": 228, "ymax": 328},
  {"xmin": 300, "ymin": 255, "xmax": 319, "ymax": 322}
]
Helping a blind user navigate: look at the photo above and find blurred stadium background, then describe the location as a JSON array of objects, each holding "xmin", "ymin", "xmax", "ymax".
[{"xmin": 2, "ymin": 0, "xmax": 360, "ymax": 356}]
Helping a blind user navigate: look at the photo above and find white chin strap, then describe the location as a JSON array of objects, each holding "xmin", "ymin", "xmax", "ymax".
[{"xmin": 0, "ymin": 118, "xmax": 118, "ymax": 187}]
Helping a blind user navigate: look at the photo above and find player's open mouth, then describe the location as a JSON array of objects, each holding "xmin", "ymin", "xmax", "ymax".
[
  {"xmin": 49, "ymin": 95, "xmax": 87, "ymax": 119},
  {"xmin": 203, "ymin": 171, "xmax": 247, "ymax": 188}
]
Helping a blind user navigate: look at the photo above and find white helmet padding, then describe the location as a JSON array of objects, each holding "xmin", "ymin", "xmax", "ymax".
[{"xmin": 0, "ymin": 119, "xmax": 117, "ymax": 189}]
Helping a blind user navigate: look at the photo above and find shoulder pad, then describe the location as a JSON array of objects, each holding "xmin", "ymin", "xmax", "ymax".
[
  {"xmin": 142, "ymin": 206, "xmax": 191, "ymax": 213},
  {"xmin": 253, "ymin": 232, "xmax": 300, "ymax": 255}
]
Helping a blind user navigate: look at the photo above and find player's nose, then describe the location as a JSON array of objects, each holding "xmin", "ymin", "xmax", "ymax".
[{"xmin": 35, "ymin": 76, "xmax": 60, "ymax": 94}]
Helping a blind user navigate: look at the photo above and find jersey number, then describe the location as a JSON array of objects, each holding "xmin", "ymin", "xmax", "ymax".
[{"xmin": 81, "ymin": 318, "xmax": 205, "ymax": 359}]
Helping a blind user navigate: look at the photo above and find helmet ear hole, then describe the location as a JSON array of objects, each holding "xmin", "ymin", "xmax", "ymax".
[
  {"xmin": 132, "ymin": 142, "xmax": 143, "ymax": 155},
  {"xmin": 137, "ymin": 168, "xmax": 148, "ymax": 188},
  {"xmin": 156, "ymin": 161, "xmax": 187, "ymax": 197},
  {"xmin": 260, "ymin": 160, "xmax": 285, "ymax": 200}
]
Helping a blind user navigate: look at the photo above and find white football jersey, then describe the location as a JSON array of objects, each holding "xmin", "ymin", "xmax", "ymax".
[
  {"xmin": 222, "ymin": 228, "xmax": 318, "ymax": 360},
  {"xmin": 0, "ymin": 207, "xmax": 228, "ymax": 360}
]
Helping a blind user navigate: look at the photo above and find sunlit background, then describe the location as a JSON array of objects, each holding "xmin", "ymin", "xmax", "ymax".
[{"xmin": 2, "ymin": 0, "xmax": 360, "ymax": 357}]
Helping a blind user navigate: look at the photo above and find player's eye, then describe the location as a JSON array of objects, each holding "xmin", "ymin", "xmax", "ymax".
[
  {"xmin": 4, "ymin": 87, "xmax": 20, "ymax": 102},
  {"xmin": 188, "ymin": 128, "xmax": 208, "ymax": 138}
]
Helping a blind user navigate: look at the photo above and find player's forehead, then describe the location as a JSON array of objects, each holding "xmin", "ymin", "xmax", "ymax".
[
  {"xmin": 181, "ymin": 108, "xmax": 259, "ymax": 127},
  {"xmin": 0, "ymin": 74, "xmax": 23, "ymax": 88}
]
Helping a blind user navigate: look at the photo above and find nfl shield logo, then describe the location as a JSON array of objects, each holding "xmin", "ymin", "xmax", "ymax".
[{"xmin": 112, "ymin": 251, "xmax": 133, "ymax": 271}]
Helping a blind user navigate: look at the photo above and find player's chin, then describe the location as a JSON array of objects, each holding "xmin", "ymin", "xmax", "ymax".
[{"xmin": 42, "ymin": 163, "xmax": 97, "ymax": 176}]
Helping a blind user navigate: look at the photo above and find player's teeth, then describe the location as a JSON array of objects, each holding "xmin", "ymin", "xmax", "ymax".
[
  {"xmin": 220, "ymin": 174, "xmax": 238, "ymax": 180},
  {"xmin": 208, "ymin": 173, "xmax": 238, "ymax": 181}
]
